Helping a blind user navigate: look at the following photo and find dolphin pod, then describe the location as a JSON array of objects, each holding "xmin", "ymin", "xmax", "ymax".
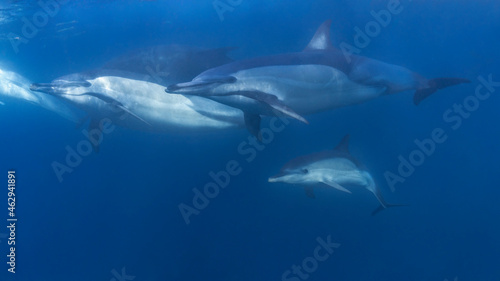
[{"xmin": 18, "ymin": 20, "xmax": 470, "ymax": 214}]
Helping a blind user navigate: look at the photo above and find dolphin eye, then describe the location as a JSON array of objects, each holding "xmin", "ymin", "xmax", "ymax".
[{"xmin": 302, "ymin": 169, "xmax": 309, "ymax": 174}]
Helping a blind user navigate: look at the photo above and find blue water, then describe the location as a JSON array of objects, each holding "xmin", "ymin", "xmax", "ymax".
[{"xmin": 1, "ymin": 0, "xmax": 499, "ymax": 280}]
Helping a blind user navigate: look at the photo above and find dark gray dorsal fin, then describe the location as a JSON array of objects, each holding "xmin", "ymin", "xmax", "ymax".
[
  {"xmin": 304, "ymin": 20, "xmax": 334, "ymax": 51},
  {"xmin": 238, "ymin": 91, "xmax": 308, "ymax": 124},
  {"xmin": 333, "ymin": 134, "xmax": 350, "ymax": 153}
]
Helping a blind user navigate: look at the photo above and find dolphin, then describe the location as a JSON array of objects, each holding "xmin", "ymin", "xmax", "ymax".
[
  {"xmin": 167, "ymin": 20, "xmax": 469, "ymax": 138},
  {"xmin": 30, "ymin": 45, "xmax": 245, "ymax": 151},
  {"xmin": 268, "ymin": 135, "xmax": 403, "ymax": 215},
  {"xmin": 30, "ymin": 71, "xmax": 244, "ymax": 134},
  {"xmin": 0, "ymin": 65, "xmax": 82, "ymax": 122}
]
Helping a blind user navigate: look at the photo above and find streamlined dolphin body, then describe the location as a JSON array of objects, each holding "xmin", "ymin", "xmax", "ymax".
[
  {"xmin": 30, "ymin": 45, "xmax": 245, "ymax": 146},
  {"xmin": 0, "ymin": 65, "xmax": 81, "ymax": 122},
  {"xmin": 101, "ymin": 44, "xmax": 234, "ymax": 86},
  {"xmin": 30, "ymin": 71, "xmax": 244, "ymax": 134},
  {"xmin": 167, "ymin": 20, "xmax": 469, "ymax": 137},
  {"xmin": 268, "ymin": 135, "xmax": 403, "ymax": 215}
]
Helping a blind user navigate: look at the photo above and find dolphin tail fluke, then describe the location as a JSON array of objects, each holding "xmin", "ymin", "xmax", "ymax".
[
  {"xmin": 371, "ymin": 187, "xmax": 407, "ymax": 216},
  {"xmin": 371, "ymin": 203, "xmax": 407, "ymax": 216},
  {"xmin": 413, "ymin": 77, "xmax": 470, "ymax": 105}
]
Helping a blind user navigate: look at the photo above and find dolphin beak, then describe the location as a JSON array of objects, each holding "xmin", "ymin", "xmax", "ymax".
[{"xmin": 166, "ymin": 76, "xmax": 237, "ymax": 95}]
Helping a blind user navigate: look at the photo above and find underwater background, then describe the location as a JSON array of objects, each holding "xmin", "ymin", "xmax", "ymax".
[{"xmin": 1, "ymin": 0, "xmax": 500, "ymax": 280}]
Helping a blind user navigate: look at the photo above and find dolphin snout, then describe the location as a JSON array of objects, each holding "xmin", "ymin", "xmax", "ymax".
[{"xmin": 167, "ymin": 76, "xmax": 236, "ymax": 95}]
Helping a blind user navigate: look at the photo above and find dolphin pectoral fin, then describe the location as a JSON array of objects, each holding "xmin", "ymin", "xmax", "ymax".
[
  {"xmin": 115, "ymin": 104, "xmax": 151, "ymax": 127},
  {"xmin": 414, "ymin": 77, "xmax": 470, "ymax": 105},
  {"xmin": 303, "ymin": 20, "xmax": 335, "ymax": 51},
  {"xmin": 244, "ymin": 112, "xmax": 262, "ymax": 141},
  {"xmin": 83, "ymin": 92, "xmax": 151, "ymax": 127},
  {"xmin": 322, "ymin": 180, "xmax": 352, "ymax": 194},
  {"xmin": 239, "ymin": 91, "xmax": 309, "ymax": 124},
  {"xmin": 304, "ymin": 187, "xmax": 316, "ymax": 199}
]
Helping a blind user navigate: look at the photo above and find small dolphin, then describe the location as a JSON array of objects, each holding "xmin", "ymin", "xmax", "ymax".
[
  {"xmin": 167, "ymin": 20, "xmax": 469, "ymax": 138},
  {"xmin": 30, "ymin": 45, "xmax": 245, "ymax": 151},
  {"xmin": 268, "ymin": 135, "xmax": 403, "ymax": 215}
]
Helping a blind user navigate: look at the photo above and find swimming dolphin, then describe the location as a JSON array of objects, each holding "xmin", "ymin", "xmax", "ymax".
[
  {"xmin": 30, "ymin": 71, "xmax": 244, "ymax": 133},
  {"xmin": 30, "ymin": 45, "xmax": 245, "ymax": 151},
  {"xmin": 0, "ymin": 65, "xmax": 81, "ymax": 122},
  {"xmin": 167, "ymin": 20, "xmax": 469, "ymax": 138},
  {"xmin": 268, "ymin": 135, "xmax": 403, "ymax": 215}
]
